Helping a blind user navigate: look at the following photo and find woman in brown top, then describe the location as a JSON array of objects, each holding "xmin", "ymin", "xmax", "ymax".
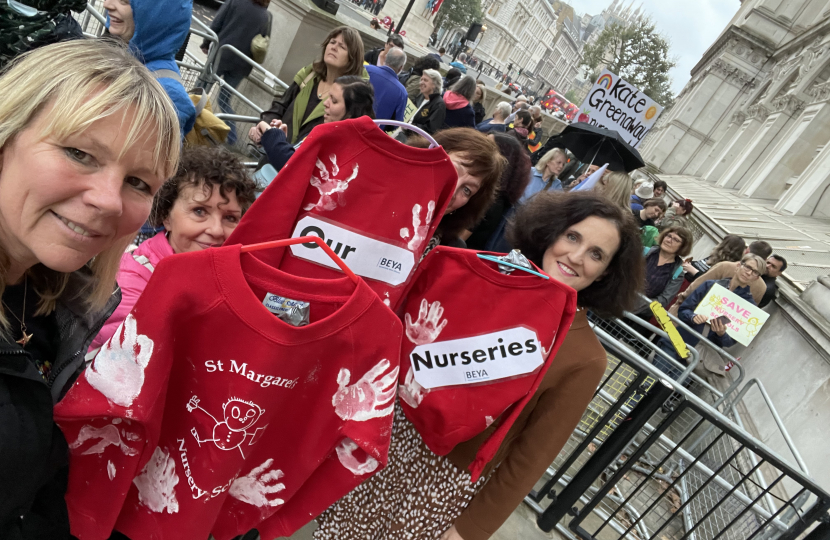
[{"xmin": 314, "ymin": 191, "xmax": 644, "ymax": 540}]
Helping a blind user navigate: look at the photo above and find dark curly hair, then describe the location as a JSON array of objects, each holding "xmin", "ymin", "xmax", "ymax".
[
  {"xmin": 507, "ymin": 191, "xmax": 645, "ymax": 317},
  {"xmin": 335, "ymin": 75, "xmax": 376, "ymax": 120},
  {"xmin": 150, "ymin": 146, "xmax": 257, "ymax": 227},
  {"xmin": 492, "ymin": 133, "xmax": 531, "ymax": 207},
  {"xmin": 406, "ymin": 129, "xmax": 505, "ymax": 242},
  {"xmin": 411, "ymin": 55, "xmax": 440, "ymax": 76}
]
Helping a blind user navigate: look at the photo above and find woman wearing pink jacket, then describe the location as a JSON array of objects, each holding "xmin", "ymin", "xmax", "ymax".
[{"xmin": 91, "ymin": 146, "xmax": 257, "ymax": 349}]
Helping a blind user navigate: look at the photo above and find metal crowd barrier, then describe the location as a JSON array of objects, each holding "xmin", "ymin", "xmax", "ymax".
[{"xmin": 523, "ymin": 309, "xmax": 827, "ymax": 540}]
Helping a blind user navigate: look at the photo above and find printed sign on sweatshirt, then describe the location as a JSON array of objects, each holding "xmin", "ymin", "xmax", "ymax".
[
  {"xmin": 409, "ymin": 327, "xmax": 544, "ymax": 389},
  {"xmin": 692, "ymin": 283, "xmax": 769, "ymax": 346},
  {"xmin": 577, "ymin": 69, "xmax": 664, "ymax": 148},
  {"xmin": 290, "ymin": 215, "xmax": 416, "ymax": 286}
]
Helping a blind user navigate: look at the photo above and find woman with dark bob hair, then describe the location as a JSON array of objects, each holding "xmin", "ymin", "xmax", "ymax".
[
  {"xmin": 632, "ymin": 225, "xmax": 694, "ymax": 321},
  {"xmin": 464, "ymin": 132, "xmax": 531, "ymax": 251},
  {"xmin": 253, "ymin": 26, "xmax": 368, "ymax": 145},
  {"xmin": 407, "ymin": 128, "xmax": 505, "ymax": 249},
  {"xmin": 255, "ymin": 75, "xmax": 376, "ymax": 172},
  {"xmin": 90, "ymin": 146, "xmax": 257, "ymax": 350},
  {"xmin": 314, "ymin": 192, "xmax": 643, "ymax": 540}
]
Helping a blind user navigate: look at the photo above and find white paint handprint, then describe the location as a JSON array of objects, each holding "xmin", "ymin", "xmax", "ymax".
[
  {"xmin": 332, "ymin": 359, "xmax": 398, "ymax": 422},
  {"xmin": 335, "ymin": 438, "xmax": 379, "ymax": 475},
  {"xmin": 133, "ymin": 446, "xmax": 179, "ymax": 514},
  {"xmin": 303, "ymin": 155, "xmax": 359, "ymax": 212},
  {"xmin": 230, "ymin": 459, "xmax": 286, "ymax": 508},
  {"xmin": 407, "ymin": 201, "xmax": 436, "ymax": 251},
  {"xmin": 87, "ymin": 313, "xmax": 153, "ymax": 407},
  {"xmin": 69, "ymin": 422, "xmax": 140, "ymax": 456},
  {"xmin": 405, "ymin": 299, "xmax": 448, "ymax": 345},
  {"xmin": 399, "ymin": 368, "xmax": 429, "ymax": 409}
]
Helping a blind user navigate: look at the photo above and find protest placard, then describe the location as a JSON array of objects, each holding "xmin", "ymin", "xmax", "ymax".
[
  {"xmin": 577, "ymin": 69, "xmax": 664, "ymax": 148},
  {"xmin": 692, "ymin": 284, "xmax": 769, "ymax": 346}
]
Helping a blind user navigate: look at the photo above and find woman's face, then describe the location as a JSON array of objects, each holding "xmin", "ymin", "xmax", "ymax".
[
  {"xmin": 0, "ymin": 105, "xmax": 163, "ymax": 276},
  {"xmin": 653, "ymin": 186, "xmax": 665, "ymax": 198},
  {"xmin": 659, "ymin": 230, "xmax": 684, "ymax": 255},
  {"xmin": 673, "ymin": 202, "xmax": 687, "ymax": 216},
  {"xmin": 446, "ymin": 153, "xmax": 482, "ymax": 214},
  {"xmin": 545, "ymin": 154, "xmax": 566, "ymax": 179},
  {"xmin": 163, "ymin": 183, "xmax": 242, "ymax": 254},
  {"xmin": 643, "ymin": 204, "xmax": 663, "ymax": 220},
  {"xmin": 323, "ymin": 83, "xmax": 347, "ymax": 123},
  {"xmin": 324, "ymin": 34, "xmax": 350, "ymax": 71},
  {"xmin": 419, "ymin": 74, "xmax": 435, "ymax": 96},
  {"xmin": 103, "ymin": 0, "xmax": 135, "ymax": 42},
  {"xmin": 474, "ymin": 86, "xmax": 483, "ymax": 102},
  {"xmin": 542, "ymin": 216, "xmax": 621, "ymax": 292},
  {"xmin": 735, "ymin": 260, "xmax": 762, "ymax": 285}
]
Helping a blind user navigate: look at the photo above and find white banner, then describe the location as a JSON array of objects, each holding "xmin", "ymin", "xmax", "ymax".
[
  {"xmin": 409, "ymin": 327, "xmax": 544, "ymax": 389},
  {"xmin": 577, "ymin": 69, "xmax": 664, "ymax": 148},
  {"xmin": 290, "ymin": 215, "xmax": 415, "ymax": 286},
  {"xmin": 692, "ymin": 284, "xmax": 769, "ymax": 346}
]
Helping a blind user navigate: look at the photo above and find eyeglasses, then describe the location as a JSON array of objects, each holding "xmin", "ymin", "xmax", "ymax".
[
  {"xmin": 664, "ymin": 234, "xmax": 683, "ymax": 244},
  {"xmin": 740, "ymin": 262, "xmax": 761, "ymax": 277}
]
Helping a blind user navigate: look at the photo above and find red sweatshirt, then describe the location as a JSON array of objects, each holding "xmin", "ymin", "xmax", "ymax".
[
  {"xmin": 226, "ymin": 116, "xmax": 458, "ymax": 309},
  {"xmin": 396, "ymin": 247, "xmax": 577, "ymax": 481},
  {"xmin": 54, "ymin": 246, "xmax": 402, "ymax": 540}
]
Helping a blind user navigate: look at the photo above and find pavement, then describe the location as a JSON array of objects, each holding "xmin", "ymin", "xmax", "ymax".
[{"xmin": 659, "ymin": 175, "xmax": 830, "ymax": 288}]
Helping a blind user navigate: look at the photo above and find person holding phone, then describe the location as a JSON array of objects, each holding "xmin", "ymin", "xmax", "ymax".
[{"xmin": 656, "ymin": 253, "xmax": 764, "ymax": 376}]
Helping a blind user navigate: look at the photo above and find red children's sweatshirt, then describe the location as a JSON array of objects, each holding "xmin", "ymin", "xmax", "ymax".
[
  {"xmin": 396, "ymin": 247, "xmax": 577, "ymax": 481},
  {"xmin": 54, "ymin": 246, "xmax": 402, "ymax": 540},
  {"xmin": 226, "ymin": 116, "xmax": 458, "ymax": 309}
]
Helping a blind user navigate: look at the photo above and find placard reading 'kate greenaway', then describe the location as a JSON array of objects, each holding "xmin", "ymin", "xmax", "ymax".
[{"xmin": 577, "ymin": 69, "xmax": 664, "ymax": 148}]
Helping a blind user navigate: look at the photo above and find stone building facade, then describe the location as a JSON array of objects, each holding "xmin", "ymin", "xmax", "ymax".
[
  {"xmin": 641, "ymin": 0, "xmax": 830, "ymax": 218},
  {"xmin": 471, "ymin": 0, "xmax": 558, "ymax": 82},
  {"xmin": 537, "ymin": 14, "xmax": 583, "ymax": 94}
]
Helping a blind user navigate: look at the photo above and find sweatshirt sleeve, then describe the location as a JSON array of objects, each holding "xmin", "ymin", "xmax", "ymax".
[
  {"xmin": 453, "ymin": 355, "xmax": 607, "ymax": 540},
  {"xmin": 260, "ymin": 127, "xmax": 296, "ymax": 171}
]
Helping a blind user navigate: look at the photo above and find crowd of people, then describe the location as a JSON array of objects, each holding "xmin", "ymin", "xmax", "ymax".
[{"xmin": 0, "ymin": 7, "xmax": 789, "ymax": 540}]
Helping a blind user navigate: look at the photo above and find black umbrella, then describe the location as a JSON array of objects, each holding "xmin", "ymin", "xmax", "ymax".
[{"xmin": 544, "ymin": 122, "xmax": 645, "ymax": 173}]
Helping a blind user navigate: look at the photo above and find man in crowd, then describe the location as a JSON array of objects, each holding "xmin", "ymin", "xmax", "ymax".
[
  {"xmin": 677, "ymin": 240, "xmax": 773, "ymax": 305},
  {"xmin": 366, "ymin": 47, "xmax": 408, "ymax": 122},
  {"xmin": 633, "ymin": 199, "xmax": 667, "ymax": 228},
  {"xmin": 429, "ymin": 47, "xmax": 445, "ymax": 62},
  {"xmin": 760, "ymin": 254, "xmax": 787, "ymax": 308},
  {"xmin": 527, "ymin": 105, "xmax": 545, "ymax": 153},
  {"xmin": 364, "ymin": 34, "xmax": 404, "ymax": 66},
  {"xmin": 653, "ymin": 180, "xmax": 668, "ymax": 199}
]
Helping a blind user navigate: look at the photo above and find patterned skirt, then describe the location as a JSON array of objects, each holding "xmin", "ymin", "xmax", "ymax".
[{"xmin": 313, "ymin": 402, "xmax": 488, "ymax": 539}]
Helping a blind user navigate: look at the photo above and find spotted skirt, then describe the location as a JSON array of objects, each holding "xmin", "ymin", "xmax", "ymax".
[{"xmin": 313, "ymin": 402, "xmax": 488, "ymax": 539}]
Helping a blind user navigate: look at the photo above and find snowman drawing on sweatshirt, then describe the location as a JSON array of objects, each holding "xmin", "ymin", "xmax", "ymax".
[{"xmin": 187, "ymin": 396, "xmax": 267, "ymax": 458}]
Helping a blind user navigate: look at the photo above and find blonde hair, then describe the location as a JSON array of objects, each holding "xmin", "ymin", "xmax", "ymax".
[
  {"xmin": 535, "ymin": 147, "xmax": 566, "ymax": 175},
  {"xmin": 0, "ymin": 39, "xmax": 181, "ymax": 326},
  {"xmin": 741, "ymin": 253, "xmax": 766, "ymax": 276},
  {"xmin": 600, "ymin": 171, "xmax": 633, "ymax": 210}
]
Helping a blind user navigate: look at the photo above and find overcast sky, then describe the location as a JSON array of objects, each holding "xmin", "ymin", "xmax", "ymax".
[{"xmin": 572, "ymin": 0, "xmax": 739, "ymax": 94}]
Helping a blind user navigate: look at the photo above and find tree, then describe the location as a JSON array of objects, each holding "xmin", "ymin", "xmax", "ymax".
[
  {"xmin": 434, "ymin": 0, "xmax": 482, "ymax": 37},
  {"xmin": 581, "ymin": 18, "xmax": 676, "ymax": 107},
  {"xmin": 564, "ymin": 89, "xmax": 578, "ymax": 103}
]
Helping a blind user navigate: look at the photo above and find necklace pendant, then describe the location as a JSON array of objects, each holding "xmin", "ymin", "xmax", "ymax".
[{"xmin": 16, "ymin": 330, "xmax": 33, "ymax": 347}]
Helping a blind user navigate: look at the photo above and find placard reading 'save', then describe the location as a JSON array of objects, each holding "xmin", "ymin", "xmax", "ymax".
[
  {"xmin": 577, "ymin": 69, "xmax": 664, "ymax": 148},
  {"xmin": 692, "ymin": 284, "xmax": 769, "ymax": 346}
]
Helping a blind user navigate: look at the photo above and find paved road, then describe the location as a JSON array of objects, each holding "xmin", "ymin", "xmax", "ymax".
[{"xmin": 193, "ymin": 0, "xmax": 218, "ymax": 26}]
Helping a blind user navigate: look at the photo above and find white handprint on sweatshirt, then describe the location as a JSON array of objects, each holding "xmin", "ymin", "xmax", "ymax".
[
  {"xmin": 398, "ymin": 368, "xmax": 429, "ymax": 409},
  {"xmin": 404, "ymin": 298, "xmax": 448, "ymax": 345},
  {"xmin": 406, "ymin": 201, "xmax": 436, "ymax": 251},
  {"xmin": 87, "ymin": 313, "xmax": 153, "ymax": 407},
  {"xmin": 332, "ymin": 359, "xmax": 398, "ymax": 422},
  {"xmin": 230, "ymin": 459, "xmax": 286, "ymax": 508},
  {"xmin": 304, "ymin": 155, "xmax": 359, "ymax": 212},
  {"xmin": 335, "ymin": 438, "xmax": 379, "ymax": 475}
]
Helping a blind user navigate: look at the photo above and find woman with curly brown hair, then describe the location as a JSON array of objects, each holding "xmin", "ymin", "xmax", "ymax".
[
  {"xmin": 313, "ymin": 191, "xmax": 644, "ymax": 540},
  {"xmin": 89, "ymin": 146, "xmax": 257, "ymax": 350}
]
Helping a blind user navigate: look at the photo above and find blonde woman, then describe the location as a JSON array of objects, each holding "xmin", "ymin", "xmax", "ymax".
[
  {"xmin": 519, "ymin": 147, "xmax": 566, "ymax": 203},
  {"xmin": 598, "ymin": 170, "xmax": 634, "ymax": 210},
  {"xmin": 0, "ymin": 40, "xmax": 180, "ymax": 538}
]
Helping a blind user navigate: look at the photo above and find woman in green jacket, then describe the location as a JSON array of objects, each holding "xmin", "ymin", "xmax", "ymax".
[{"xmin": 251, "ymin": 26, "xmax": 369, "ymax": 145}]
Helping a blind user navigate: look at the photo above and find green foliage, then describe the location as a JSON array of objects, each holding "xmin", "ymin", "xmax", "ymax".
[
  {"xmin": 581, "ymin": 18, "xmax": 676, "ymax": 107},
  {"xmin": 564, "ymin": 89, "xmax": 578, "ymax": 102},
  {"xmin": 434, "ymin": 0, "xmax": 482, "ymax": 35}
]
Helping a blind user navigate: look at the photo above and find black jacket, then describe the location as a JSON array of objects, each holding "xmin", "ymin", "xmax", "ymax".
[
  {"xmin": 204, "ymin": 0, "xmax": 270, "ymax": 81},
  {"xmin": 364, "ymin": 47, "xmax": 383, "ymax": 66},
  {"xmin": 0, "ymin": 270, "xmax": 119, "ymax": 539},
  {"xmin": 473, "ymin": 101, "xmax": 486, "ymax": 125},
  {"xmin": 444, "ymin": 103, "xmax": 476, "ymax": 129},
  {"xmin": 411, "ymin": 93, "xmax": 446, "ymax": 135}
]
